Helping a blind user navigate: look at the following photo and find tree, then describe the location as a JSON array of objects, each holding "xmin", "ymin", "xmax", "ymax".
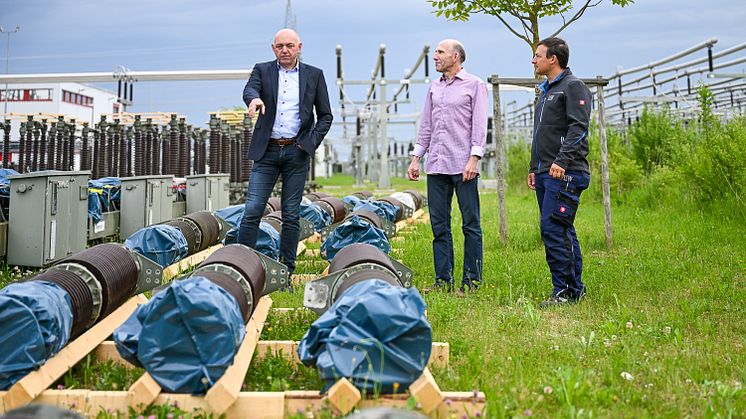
[{"xmin": 429, "ymin": 0, "xmax": 633, "ymax": 53}]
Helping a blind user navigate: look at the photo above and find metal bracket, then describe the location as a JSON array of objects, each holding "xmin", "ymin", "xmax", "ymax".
[
  {"xmin": 389, "ymin": 258, "xmax": 414, "ymax": 288},
  {"xmin": 216, "ymin": 217, "xmax": 233, "ymax": 242},
  {"xmin": 380, "ymin": 218, "xmax": 397, "ymax": 238},
  {"xmin": 254, "ymin": 249, "xmax": 289, "ymax": 295},
  {"xmin": 130, "ymin": 249, "xmax": 165, "ymax": 294},
  {"xmin": 299, "ymin": 217, "xmax": 315, "ymax": 241},
  {"xmin": 402, "ymin": 205, "xmax": 413, "ymax": 219}
]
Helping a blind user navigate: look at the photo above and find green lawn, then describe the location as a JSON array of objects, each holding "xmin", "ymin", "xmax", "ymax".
[{"xmin": 2, "ymin": 174, "xmax": 744, "ymax": 418}]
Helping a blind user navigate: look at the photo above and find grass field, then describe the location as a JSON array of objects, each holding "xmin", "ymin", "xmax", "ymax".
[{"xmin": 1, "ymin": 174, "xmax": 744, "ymax": 418}]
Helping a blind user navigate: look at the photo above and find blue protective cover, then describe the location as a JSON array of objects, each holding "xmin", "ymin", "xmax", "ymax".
[
  {"xmin": 88, "ymin": 177, "xmax": 121, "ymax": 221},
  {"xmin": 320, "ymin": 215, "xmax": 390, "ymax": 260},
  {"xmin": 0, "ymin": 281, "xmax": 73, "ymax": 390},
  {"xmin": 354, "ymin": 201, "xmax": 398, "ymax": 223},
  {"xmin": 214, "ymin": 204, "xmax": 245, "ymax": 228},
  {"xmin": 301, "ymin": 202, "xmax": 333, "ymax": 231},
  {"xmin": 124, "ymin": 224, "xmax": 189, "ymax": 267},
  {"xmin": 113, "ymin": 277, "xmax": 246, "ymax": 394},
  {"xmin": 256, "ymin": 221, "xmax": 281, "ymax": 260},
  {"xmin": 342, "ymin": 195, "xmax": 363, "ymax": 207},
  {"xmin": 298, "ymin": 279, "xmax": 432, "ymax": 393},
  {"xmin": 0, "ymin": 168, "xmax": 19, "ymax": 198}
]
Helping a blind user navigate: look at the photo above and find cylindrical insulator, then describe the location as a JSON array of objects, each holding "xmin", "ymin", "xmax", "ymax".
[
  {"xmin": 2, "ymin": 120, "xmax": 11, "ymax": 169},
  {"xmin": 164, "ymin": 218, "xmax": 200, "ymax": 255},
  {"xmin": 47, "ymin": 123, "xmax": 57, "ymax": 172},
  {"xmin": 266, "ymin": 197, "xmax": 282, "ymax": 212},
  {"xmin": 305, "ymin": 192, "xmax": 331, "ymax": 202},
  {"xmin": 198, "ymin": 244, "xmax": 266, "ymax": 310},
  {"xmin": 199, "ymin": 130, "xmax": 208, "ymax": 174},
  {"xmin": 91, "ymin": 129, "xmax": 101, "ymax": 178},
  {"xmin": 80, "ymin": 124, "xmax": 90, "ymax": 172},
  {"xmin": 403, "ymin": 189, "xmax": 424, "ymax": 210},
  {"xmin": 377, "ymin": 196, "xmax": 405, "ymax": 222},
  {"xmin": 198, "ymin": 270, "xmax": 251, "ymax": 322},
  {"xmin": 152, "ymin": 126, "xmax": 161, "ymax": 175},
  {"xmin": 61, "ymin": 126, "xmax": 70, "ymax": 171},
  {"xmin": 231, "ymin": 133, "xmax": 239, "ymax": 183},
  {"xmin": 161, "ymin": 126, "xmax": 169, "ymax": 176},
  {"xmin": 348, "ymin": 210, "xmax": 384, "ymax": 230},
  {"xmin": 33, "ymin": 268, "xmax": 94, "ymax": 339},
  {"xmin": 263, "ymin": 210, "xmax": 283, "ymax": 234},
  {"xmin": 143, "ymin": 123, "xmax": 152, "ymax": 175},
  {"xmin": 352, "ymin": 190, "xmax": 374, "ymax": 200},
  {"xmin": 209, "ymin": 116, "xmax": 219, "ymax": 174},
  {"xmin": 97, "ymin": 118, "xmax": 108, "ymax": 178},
  {"xmin": 184, "ymin": 125, "xmax": 192, "ymax": 176},
  {"xmin": 56, "ymin": 119, "xmax": 65, "ymax": 170},
  {"xmin": 25, "ymin": 118, "xmax": 34, "ymax": 171},
  {"xmin": 58, "ymin": 244, "xmax": 138, "ymax": 319},
  {"xmin": 133, "ymin": 123, "xmax": 143, "ymax": 176},
  {"xmin": 31, "ymin": 122, "xmax": 41, "ymax": 172},
  {"xmin": 66, "ymin": 122, "xmax": 75, "ymax": 170},
  {"xmin": 334, "ymin": 268, "xmax": 400, "ymax": 302},
  {"xmin": 38, "ymin": 121, "xmax": 48, "ymax": 171},
  {"xmin": 191, "ymin": 130, "xmax": 200, "ymax": 176},
  {"xmin": 179, "ymin": 120, "xmax": 188, "ymax": 177},
  {"xmin": 329, "ymin": 243, "xmax": 397, "ymax": 274},
  {"xmin": 18, "ymin": 122, "xmax": 26, "ymax": 172},
  {"xmin": 183, "ymin": 211, "xmax": 221, "ymax": 251},
  {"xmin": 316, "ymin": 197, "xmax": 347, "ymax": 224},
  {"xmin": 107, "ymin": 125, "xmax": 116, "ymax": 177},
  {"xmin": 242, "ymin": 114, "xmax": 253, "ymax": 182},
  {"xmin": 119, "ymin": 127, "xmax": 129, "ymax": 177},
  {"xmin": 167, "ymin": 115, "xmax": 179, "ymax": 176},
  {"xmin": 220, "ymin": 123, "xmax": 230, "ymax": 175}
]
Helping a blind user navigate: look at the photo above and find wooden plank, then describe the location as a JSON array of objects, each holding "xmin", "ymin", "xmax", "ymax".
[
  {"xmin": 204, "ymin": 296, "xmax": 273, "ymax": 413},
  {"xmin": 408, "ymin": 368, "xmax": 443, "ymax": 414},
  {"xmin": 256, "ymin": 340, "xmax": 300, "ymax": 364},
  {"xmin": 127, "ymin": 373, "xmax": 161, "ymax": 408},
  {"xmin": 1, "ymin": 389, "xmax": 483, "ymax": 418},
  {"xmin": 296, "ymin": 241, "xmax": 306, "ymax": 257},
  {"xmin": 1, "ymin": 294, "xmax": 148, "ymax": 411},
  {"xmin": 429, "ymin": 342, "xmax": 449, "ymax": 368},
  {"xmin": 305, "ymin": 232, "xmax": 321, "ymax": 243},
  {"xmin": 325, "ymin": 378, "xmax": 361, "ymax": 415},
  {"xmin": 292, "ymin": 273, "xmax": 317, "ymax": 284},
  {"xmin": 162, "ymin": 244, "xmax": 223, "ymax": 281}
]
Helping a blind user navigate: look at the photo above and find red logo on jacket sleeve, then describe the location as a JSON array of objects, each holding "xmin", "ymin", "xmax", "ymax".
[{"xmin": 579, "ymin": 99, "xmax": 586, "ymax": 106}]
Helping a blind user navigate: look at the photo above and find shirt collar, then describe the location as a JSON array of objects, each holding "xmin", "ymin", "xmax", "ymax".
[
  {"xmin": 440, "ymin": 68, "xmax": 467, "ymax": 83},
  {"xmin": 277, "ymin": 60, "xmax": 300, "ymax": 73}
]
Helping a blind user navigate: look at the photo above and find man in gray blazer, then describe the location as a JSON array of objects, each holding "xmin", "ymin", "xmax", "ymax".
[{"xmin": 237, "ymin": 28, "xmax": 333, "ymax": 281}]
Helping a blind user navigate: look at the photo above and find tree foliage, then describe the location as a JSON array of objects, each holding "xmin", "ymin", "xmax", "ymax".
[{"xmin": 429, "ymin": 0, "xmax": 633, "ymax": 52}]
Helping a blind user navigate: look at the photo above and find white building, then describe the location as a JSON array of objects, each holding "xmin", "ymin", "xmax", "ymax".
[{"xmin": 1, "ymin": 82, "xmax": 119, "ymax": 140}]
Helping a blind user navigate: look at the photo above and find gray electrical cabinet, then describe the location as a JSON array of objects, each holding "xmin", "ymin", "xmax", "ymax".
[
  {"xmin": 119, "ymin": 175, "xmax": 174, "ymax": 239},
  {"xmin": 186, "ymin": 174, "xmax": 230, "ymax": 213},
  {"xmin": 7, "ymin": 170, "xmax": 90, "ymax": 267}
]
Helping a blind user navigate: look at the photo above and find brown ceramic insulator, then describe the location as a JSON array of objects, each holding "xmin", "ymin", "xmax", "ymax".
[
  {"xmin": 46, "ymin": 124, "xmax": 57, "ymax": 171},
  {"xmin": 80, "ymin": 126, "xmax": 90, "ymax": 172},
  {"xmin": 67, "ymin": 124, "xmax": 75, "ymax": 170},
  {"xmin": 97, "ymin": 125, "xmax": 107, "ymax": 177},
  {"xmin": 179, "ymin": 125, "xmax": 188, "ymax": 177},
  {"xmin": 33, "ymin": 268, "xmax": 94, "ymax": 339},
  {"xmin": 59, "ymin": 244, "xmax": 138, "ymax": 319},
  {"xmin": 25, "ymin": 121, "xmax": 33, "ymax": 171},
  {"xmin": 220, "ymin": 130, "xmax": 230, "ymax": 176},
  {"xmin": 352, "ymin": 190, "xmax": 374, "ymax": 200},
  {"xmin": 153, "ymin": 129, "xmax": 162, "ymax": 175},
  {"xmin": 134, "ymin": 127, "xmax": 143, "ymax": 176},
  {"xmin": 198, "ymin": 270, "xmax": 251, "ymax": 322},
  {"xmin": 349, "ymin": 210, "xmax": 383, "ymax": 230},
  {"xmin": 317, "ymin": 197, "xmax": 347, "ymax": 224},
  {"xmin": 266, "ymin": 197, "xmax": 282, "ymax": 212},
  {"xmin": 61, "ymin": 132, "xmax": 70, "ymax": 171},
  {"xmin": 209, "ymin": 124, "xmax": 220, "ymax": 174},
  {"xmin": 169, "ymin": 125, "xmax": 179, "ymax": 176},
  {"xmin": 263, "ymin": 210, "xmax": 283, "ymax": 234},
  {"xmin": 242, "ymin": 124, "xmax": 253, "ymax": 181},
  {"xmin": 328, "ymin": 242, "xmax": 396, "ymax": 274},
  {"xmin": 91, "ymin": 130, "xmax": 100, "ymax": 178},
  {"xmin": 403, "ymin": 189, "xmax": 424, "ymax": 210},
  {"xmin": 334, "ymin": 268, "xmax": 400, "ymax": 302},
  {"xmin": 183, "ymin": 211, "xmax": 221, "ymax": 251},
  {"xmin": 164, "ymin": 218, "xmax": 200, "ymax": 255},
  {"xmin": 376, "ymin": 197, "xmax": 404, "ymax": 222},
  {"xmin": 119, "ymin": 130, "xmax": 129, "ymax": 177},
  {"xmin": 38, "ymin": 123, "xmax": 48, "ymax": 171},
  {"xmin": 199, "ymin": 244, "xmax": 266, "ymax": 310},
  {"xmin": 143, "ymin": 128, "xmax": 152, "ymax": 175},
  {"xmin": 56, "ymin": 125, "xmax": 65, "ymax": 170},
  {"xmin": 2, "ymin": 122, "xmax": 10, "ymax": 168},
  {"xmin": 111, "ymin": 127, "xmax": 120, "ymax": 176}
]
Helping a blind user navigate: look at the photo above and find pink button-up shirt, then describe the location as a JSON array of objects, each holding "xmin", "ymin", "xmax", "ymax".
[{"xmin": 412, "ymin": 69, "xmax": 488, "ymax": 175}]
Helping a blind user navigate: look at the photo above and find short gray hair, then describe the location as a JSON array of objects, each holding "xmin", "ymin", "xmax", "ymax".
[{"xmin": 452, "ymin": 41, "xmax": 466, "ymax": 63}]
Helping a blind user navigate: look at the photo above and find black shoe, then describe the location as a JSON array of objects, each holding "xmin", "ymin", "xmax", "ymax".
[
  {"xmin": 456, "ymin": 282, "xmax": 478, "ymax": 298},
  {"xmin": 539, "ymin": 295, "xmax": 573, "ymax": 309}
]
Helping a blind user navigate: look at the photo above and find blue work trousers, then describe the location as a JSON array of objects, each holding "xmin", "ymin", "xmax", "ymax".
[
  {"xmin": 237, "ymin": 143, "xmax": 309, "ymax": 274},
  {"xmin": 535, "ymin": 171, "xmax": 590, "ymax": 299},
  {"xmin": 427, "ymin": 174, "xmax": 483, "ymax": 288}
]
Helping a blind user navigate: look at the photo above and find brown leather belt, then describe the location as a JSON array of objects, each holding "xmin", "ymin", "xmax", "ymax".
[{"xmin": 269, "ymin": 137, "xmax": 295, "ymax": 145}]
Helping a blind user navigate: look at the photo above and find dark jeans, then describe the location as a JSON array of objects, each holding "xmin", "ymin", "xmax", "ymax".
[
  {"xmin": 535, "ymin": 171, "xmax": 590, "ymax": 299},
  {"xmin": 427, "ymin": 174, "xmax": 483, "ymax": 288},
  {"xmin": 237, "ymin": 143, "xmax": 309, "ymax": 274}
]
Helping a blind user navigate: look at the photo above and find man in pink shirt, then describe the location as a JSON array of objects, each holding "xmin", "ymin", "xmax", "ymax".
[{"xmin": 407, "ymin": 39, "xmax": 488, "ymax": 296}]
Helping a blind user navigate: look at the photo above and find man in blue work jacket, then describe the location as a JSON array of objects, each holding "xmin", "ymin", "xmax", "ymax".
[{"xmin": 527, "ymin": 37, "xmax": 593, "ymax": 308}]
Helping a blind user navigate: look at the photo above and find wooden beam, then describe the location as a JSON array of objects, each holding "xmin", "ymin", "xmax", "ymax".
[
  {"xmin": 204, "ymin": 296, "xmax": 273, "ymax": 413},
  {"xmin": 127, "ymin": 373, "xmax": 161, "ymax": 409},
  {"xmin": 162, "ymin": 244, "xmax": 223, "ymax": 281},
  {"xmin": 325, "ymin": 378, "xmax": 361, "ymax": 415},
  {"xmin": 1, "ymin": 294, "xmax": 148, "ymax": 410},
  {"xmin": 408, "ymin": 368, "xmax": 443, "ymax": 414}
]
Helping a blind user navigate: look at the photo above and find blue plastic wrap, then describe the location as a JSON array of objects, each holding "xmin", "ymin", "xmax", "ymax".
[
  {"xmin": 256, "ymin": 221, "xmax": 281, "ymax": 260},
  {"xmin": 354, "ymin": 201, "xmax": 398, "ymax": 223},
  {"xmin": 0, "ymin": 281, "xmax": 73, "ymax": 390},
  {"xmin": 87, "ymin": 191, "xmax": 103, "ymax": 223},
  {"xmin": 89, "ymin": 177, "xmax": 121, "ymax": 211},
  {"xmin": 298, "ymin": 279, "xmax": 432, "ymax": 393},
  {"xmin": 320, "ymin": 215, "xmax": 390, "ymax": 260},
  {"xmin": 342, "ymin": 195, "xmax": 363, "ymax": 207},
  {"xmin": 301, "ymin": 202, "xmax": 333, "ymax": 231},
  {"xmin": 0, "ymin": 168, "xmax": 19, "ymax": 199},
  {"xmin": 214, "ymin": 204, "xmax": 245, "ymax": 228},
  {"xmin": 113, "ymin": 277, "xmax": 246, "ymax": 394},
  {"xmin": 124, "ymin": 225, "xmax": 189, "ymax": 267}
]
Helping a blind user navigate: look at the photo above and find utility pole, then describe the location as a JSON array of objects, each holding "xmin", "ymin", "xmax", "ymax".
[{"xmin": 1, "ymin": 25, "xmax": 21, "ymax": 117}]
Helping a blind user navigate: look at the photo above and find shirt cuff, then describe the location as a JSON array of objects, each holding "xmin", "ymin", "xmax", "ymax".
[
  {"xmin": 412, "ymin": 144, "xmax": 427, "ymax": 158},
  {"xmin": 470, "ymin": 145, "xmax": 484, "ymax": 158}
]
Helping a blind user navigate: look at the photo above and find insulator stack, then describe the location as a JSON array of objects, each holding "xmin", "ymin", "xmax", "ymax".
[
  {"xmin": 105, "ymin": 123, "xmax": 115, "ymax": 177},
  {"xmin": 91, "ymin": 129, "xmax": 100, "ymax": 178},
  {"xmin": 179, "ymin": 119, "xmax": 188, "ymax": 177},
  {"xmin": 126, "ymin": 127, "xmax": 135, "ymax": 176},
  {"xmin": 61, "ymin": 123, "xmax": 70, "ymax": 171},
  {"xmin": 55, "ymin": 117, "xmax": 65, "ymax": 170},
  {"xmin": 96, "ymin": 117, "xmax": 108, "ymax": 178},
  {"xmin": 47, "ymin": 122, "xmax": 57, "ymax": 172},
  {"xmin": 32, "ymin": 269, "xmax": 94, "ymax": 339},
  {"xmin": 230, "ymin": 132, "xmax": 238, "ymax": 182},
  {"xmin": 113, "ymin": 122, "xmax": 123, "ymax": 177},
  {"xmin": 183, "ymin": 211, "xmax": 221, "ymax": 252},
  {"xmin": 59, "ymin": 244, "xmax": 139, "ymax": 319},
  {"xmin": 209, "ymin": 115, "xmax": 219, "ymax": 174},
  {"xmin": 168, "ymin": 115, "xmax": 179, "ymax": 176},
  {"xmin": 220, "ymin": 121, "xmax": 230, "ymax": 176},
  {"xmin": 80, "ymin": 123, "xmax": 90, "ymax": 172},
  {"xmin": 242, "ymin": 114, "xmax": 253, "ymax": 182},
  {"xmin": 31, "ymin": 121, "xmax": 40, "ymax": 172},
  {"xmin": 199, "ymin": 244, "xmax": 266, "ymax": 318},
  {"xmin": 133, "ymin": 116, "xmax": 143, "ymax": 176},
  {"xmin": 25, "ymin": 117, "xmax": 34, "ymax": 172},
  {"xmin": 164, "ymin": 218, "xmax": 201, "ymax": 255},
  {"xmin": 18, "ymin": 122, "xmax": 26, "ymax": 172},
  {"xmin": 66, "ymin": 120, "xmax": 76, "ymax": 171},
  {"xmin": 143, "ymin": 120, "xmax": 153, "ymax": 176},
  {"xmin": 199, "ymin": 129, "xmax": 208, "ymax": 174},
  {"xmin": 2, "ymin": 120, "xmax": 10, "ymax": 168},
  {"xmin": 160, "ymin": 125, "xmax": 169, "ymax": 176},
  {"xmin": 38, "ymin": 121, "xmax": 48, "ymax": 171},
  {"xmin": 191, "ymin": 130, "xmax": 200, "ymax": 175}
]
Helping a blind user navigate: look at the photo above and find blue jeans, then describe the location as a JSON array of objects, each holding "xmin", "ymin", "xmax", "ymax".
[
  {"xmin": 237, "ymin": 143, "xmax": 309, "ymax": 274},
  {"xmin": 427, "ymin": 174, "xmax": 483, "ymax": 288},
  {"xmin": 535, "ymin": 171, "xmax": 590, "ymax": 299}
]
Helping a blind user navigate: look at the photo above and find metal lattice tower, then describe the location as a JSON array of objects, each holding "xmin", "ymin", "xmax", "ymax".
[{"xmin": 284, "ymin": 0, "xmax": 297, "ymax": 31}]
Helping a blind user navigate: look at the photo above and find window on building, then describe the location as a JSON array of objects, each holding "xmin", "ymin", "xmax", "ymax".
[{"xmin": 61, "ymin": 89, "xmax": 94, "ymax": 108}]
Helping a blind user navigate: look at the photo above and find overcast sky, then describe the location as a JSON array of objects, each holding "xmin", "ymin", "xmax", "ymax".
[{"xmin": 2, "ymin": 0, "xmax": 745, "ymax": 145}]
